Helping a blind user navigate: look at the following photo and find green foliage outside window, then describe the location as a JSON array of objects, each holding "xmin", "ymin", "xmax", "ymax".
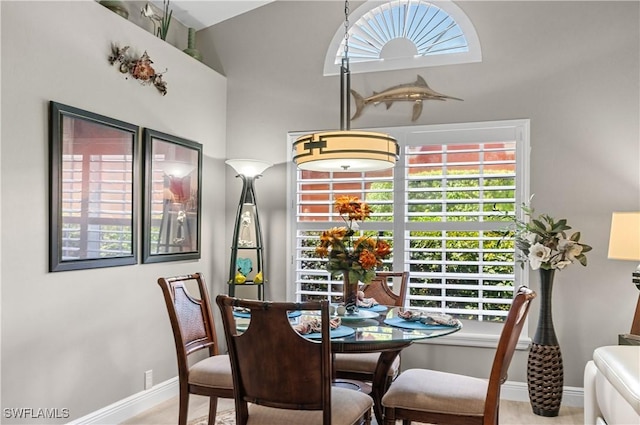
[{"xmin": 298, "ymin": 169, "xmax": 517, "ymax": 321}]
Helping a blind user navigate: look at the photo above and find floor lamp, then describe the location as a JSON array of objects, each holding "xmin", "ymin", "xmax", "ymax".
[
  {"xmin": 608, "ymin": 212, "xmax": 640, "ymax": 336},
  {"xmin": 226, "ymin": 159, "xmax": 272, "ymax": 299}
]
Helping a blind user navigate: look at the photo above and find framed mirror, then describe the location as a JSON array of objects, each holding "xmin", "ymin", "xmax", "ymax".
[
  {"xmin": 49, "ymin": 101, "xmax": 139, "ymax": 271},
  {"xmin": 142, "ymin": 129, "xmax": 202, "ymax": 263}
]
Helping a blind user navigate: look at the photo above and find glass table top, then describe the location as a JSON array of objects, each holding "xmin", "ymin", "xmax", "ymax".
[{"xmin": 234, "ymin": 306, "xmax": 462, "ymax": 346}]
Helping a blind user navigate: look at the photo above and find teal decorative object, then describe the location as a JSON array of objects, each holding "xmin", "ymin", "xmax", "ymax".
[
  {"xmin": 183, "ymin": 28, "xmax": 203, "ymax": 61},
  {"xmin": 236, "ymin": 258, "xmax": 253, "ymax": 277}
]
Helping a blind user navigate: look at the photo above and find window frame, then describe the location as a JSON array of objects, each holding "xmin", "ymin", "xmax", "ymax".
[
  {"xmin": 323, "ymin": 0, "xmax": 482, "ymax": 76},
  {"xmin": 287, "ymin": 119, "xmax": 530, "ymax": 346}
]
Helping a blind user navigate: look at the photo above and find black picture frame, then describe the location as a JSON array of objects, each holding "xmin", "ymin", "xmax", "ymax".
[
  {"xmin": 49, "ymin": 101, "xmax": 139, "ymax": 272},
  {"xmin": 142, "ymin": 129, "xmax": 202, "ymax": 263}
]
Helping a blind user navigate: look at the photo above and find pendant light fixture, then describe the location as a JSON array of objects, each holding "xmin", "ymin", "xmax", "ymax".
[{"xmin": 292, "ymin": 1, "xmax": 399, "ymax": 172}]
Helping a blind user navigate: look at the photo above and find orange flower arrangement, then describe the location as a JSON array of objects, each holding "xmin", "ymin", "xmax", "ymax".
[{"xmin": 315, "ymin": 196, "xmax": 391, "ymax": 284}]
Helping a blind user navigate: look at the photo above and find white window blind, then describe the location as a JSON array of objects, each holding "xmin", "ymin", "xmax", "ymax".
[{"xmin": 289, "ymin": 120, "xmax": 529, "ymax": 322}]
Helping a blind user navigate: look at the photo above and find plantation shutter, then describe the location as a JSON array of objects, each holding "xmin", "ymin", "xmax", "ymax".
[{"xmin": 290, "ymin": 120, "xmax": 529, "ymax": 322}]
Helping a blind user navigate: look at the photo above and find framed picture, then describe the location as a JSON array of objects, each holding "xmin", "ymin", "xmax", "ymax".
[
  {"xmin": 49, "ymin": 101, "xmax": 139, "ymax": 271},
  {"xmin": 142, "ymin": 129, "xmax": 202, "ymax": 263}
]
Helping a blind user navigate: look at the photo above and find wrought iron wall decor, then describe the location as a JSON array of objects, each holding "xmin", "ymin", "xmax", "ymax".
[
  {"xmin": 108, "ymin": 44, "xmax": 167, "ymax": 95},
  {"xmin": 142, "ymin": 129, "xmax": 202, "ymax": 263},
  {"xmin": 49, "ymin": 101, "xmax": 139, "ymax": 271}
]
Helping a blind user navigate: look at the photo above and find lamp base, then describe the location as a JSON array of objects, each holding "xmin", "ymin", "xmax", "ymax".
[
  {"xmin": 631, "ymin": 271, "xmax": 640, "ymax": 336},
  {"xmin": 631, "ymin": 291, "xmax": 640, "ymax": 337}
]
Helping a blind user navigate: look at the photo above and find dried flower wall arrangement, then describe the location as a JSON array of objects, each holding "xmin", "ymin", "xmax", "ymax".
[{"xmin": 108, "ymin": 45, "xmax": 167, "ymax": 95}]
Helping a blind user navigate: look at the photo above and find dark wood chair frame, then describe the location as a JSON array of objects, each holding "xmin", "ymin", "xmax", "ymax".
[
  {"xmin": 363, "ymin": 271, "xmax": 409, "ymax": 307},
  {"xmin": 382, "ymin": 285, "xmax": 536, "ymax": 425},
  {"xmin": 157, "ymin": 273, "xmax": 234, "ymax": 425},
  {"xmin": 216, "ymin": 295, "xmax": 372, "ymax": 425}
]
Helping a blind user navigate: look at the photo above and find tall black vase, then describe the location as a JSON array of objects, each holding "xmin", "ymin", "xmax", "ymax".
[{"xmin": 527, "ymin": 268, "xmax": 563, "ymax": 417}]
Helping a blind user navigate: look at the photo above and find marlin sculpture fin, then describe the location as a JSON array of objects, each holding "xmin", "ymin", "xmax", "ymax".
[{"xmin": 412, "ymin": 100, "xmax": 423, "ymax": 122}]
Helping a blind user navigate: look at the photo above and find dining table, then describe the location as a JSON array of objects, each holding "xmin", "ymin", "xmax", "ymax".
[{"xmin": 236, "ymin": 304, "xmax": 462, "ymax": 424}]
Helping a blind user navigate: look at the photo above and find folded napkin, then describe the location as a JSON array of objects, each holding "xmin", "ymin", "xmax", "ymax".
[
  {"xmin": 233, "ymin": 307, "xmax": 250, "ymax": 314},
  {"xmin": 356, "ymin": 290, "xmax": 378, "ymax": 308},
  {"xmin": 293, "ymin": 317, "xmax": 342, "ymax": 335},
  {"xmin": 397, "ymin": 310, "xmax": 459, "ymax": 326}
]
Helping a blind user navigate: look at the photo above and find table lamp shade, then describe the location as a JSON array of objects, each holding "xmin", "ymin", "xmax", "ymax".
[{"xmin": 608, "ymin": 212, "xmax": 640, "ymax": 261}]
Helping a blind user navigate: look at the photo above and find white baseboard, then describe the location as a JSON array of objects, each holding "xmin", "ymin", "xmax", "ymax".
[
  {"xmin": 67, "ymin": 377, "xmax": 178, "ymax": 425},
  {"xmin": 502, "ymin": 380, "xmax": 584, "ymax": 408},
  {"xmin": 68, "ymin": 378, "xmax": 583, "ymax": 424}
]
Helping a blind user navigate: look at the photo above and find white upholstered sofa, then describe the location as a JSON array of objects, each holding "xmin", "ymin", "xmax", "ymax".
[{"xmin": 584, "ymin": 345, "xmax": 640, "ymax": 424}]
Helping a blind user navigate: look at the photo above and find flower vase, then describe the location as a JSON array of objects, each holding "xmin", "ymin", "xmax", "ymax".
[
  {"xmin": 527, "ymin": 268, "xmax": 563, "ymax": 417},
  {"xmin": 342, "ymin": 273, "xmax": 359, "ymax": 314},
  {"xmin": 99, "ymin": 0, "xmax": 129, "ymax": 19},
  {"xmin": 183, "ymin": 28, "xmax": 202, "ymax": 61}
]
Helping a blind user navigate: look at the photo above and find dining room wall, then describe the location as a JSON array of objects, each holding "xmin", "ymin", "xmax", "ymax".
[
  {"xmin": 200, "ymin": 0, "xmax": 640, "ymax": 393},
  {"xmin": 1, "ymin": 1, "xmax": 228, "ymax": 423}
]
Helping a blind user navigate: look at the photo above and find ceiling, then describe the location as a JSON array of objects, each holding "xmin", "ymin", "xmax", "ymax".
[{"xmin": 151, "ymin": 1, "xmax": 275, "ymax": 31}]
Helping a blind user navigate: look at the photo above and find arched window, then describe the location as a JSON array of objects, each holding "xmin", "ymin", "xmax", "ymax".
[{"xmin": 324, "ymin": 0, "xmax": 481, "ymax": 75}]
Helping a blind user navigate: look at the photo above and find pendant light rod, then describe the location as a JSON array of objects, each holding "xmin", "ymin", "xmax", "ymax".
[
  {"xmin": 341, "ymin": 57, "xmax": 350, "ymax": 131},
  {"xmin": 292, "ymin": 0, "xmax": 399, "ymax": 172},
  {"xmin": 340, "ymin": 0, "xmax": 351, "ymax": 131}
]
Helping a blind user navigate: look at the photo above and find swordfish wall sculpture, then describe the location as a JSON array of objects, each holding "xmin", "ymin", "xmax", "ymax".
[{"xmin": 350, "ymin": 75, "xmax": 463, "ymax": 122}]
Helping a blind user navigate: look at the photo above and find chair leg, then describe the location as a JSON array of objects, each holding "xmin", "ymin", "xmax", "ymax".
[
  {"xmin": 178, "ymin": 384, "xmax": 189, "ymax": 425},
  {"xmin": 383, "ymin": 407, "xmax": 394, "ymax": 425},
  {"xmin": 207, "ymin": 397, "xmax": 218, "ymax": 425}
]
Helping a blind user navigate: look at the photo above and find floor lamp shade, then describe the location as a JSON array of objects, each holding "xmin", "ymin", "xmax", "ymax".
[{"xmin": 226, "ymin": 159, "xmax": 273, "ymax": 177}]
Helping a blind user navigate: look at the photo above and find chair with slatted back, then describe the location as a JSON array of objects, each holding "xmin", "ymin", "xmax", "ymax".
[
  {"xmin": 334, "ymin": 271, "xmax": 409, "ymax": 390},
  {"xmin": 216, "ymin": 295, "xmax": 373, "ymax": 425},
  {"xmin": 157, "ymin": 273, "xmax": 234, "ymax": 425},
  {"xmin": 381, "ymin": 285, "xmax": 536, "ymax": 425}
]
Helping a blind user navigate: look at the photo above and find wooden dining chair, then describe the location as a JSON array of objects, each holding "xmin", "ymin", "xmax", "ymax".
[
  {"xmin": 334, "ymin": 271, "xmax": 410, "ymax": 390},
  {"xmin": 216, "ymin": 295, "xmax": 373, "ymax": 425},
  {"xmin": 362, "ymin": 271, "xmax": 409, "ymax": 308},
  {"xmin": 381, "ymin": 285, "xmax": 536, "ymax": 425},
  {"xmin": 157, "ymin": 273, "xmax": 234, "ymax": 425}
]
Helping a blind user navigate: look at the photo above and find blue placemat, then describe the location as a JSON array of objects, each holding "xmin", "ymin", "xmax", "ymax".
[
  {"xmin": 338, "ymin": 309, "xmax": 379, "ymax": 321},
  {"xmin": 358, "ymin": 304, "xmax": 387, "ymax": 312},
  {"xmin": 384, "ymin": 317, "xmax": 456, "ymax": 330},
  {"xmin": 233, "ymin": 310, "xmax": 302, "ymax": 319},
  {"xmin": 304, "ymin": 326, "xmax": 355, "ymax": 339}
]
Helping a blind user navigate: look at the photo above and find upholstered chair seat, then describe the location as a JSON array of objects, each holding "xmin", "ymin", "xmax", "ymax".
[
  {"xmin": 334, "ymin": 353, "xmax": 400, "ymax": 377},
  {"xmin": 188, "ymin": 355, "xmax": 234, "ymax": 389},
  {"xmin": 381, "ymin": 286, "xmax": 536, "ymax": 425},
  {"xmin": 381, "ymin": 369, "xmax": 487, "ymax": 418},
  {"xmin": 242, "ymin": 387, "xmax": 373, "ymax": 425}
]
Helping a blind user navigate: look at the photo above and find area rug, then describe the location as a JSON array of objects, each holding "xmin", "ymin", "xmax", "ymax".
[
  {"xmin": 188, "ymin": 409, "xmax": 235, "ymax": 425},
  {"xmin": 188, "ymin": 409, "xmax": 430, "ymax": 425}
]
